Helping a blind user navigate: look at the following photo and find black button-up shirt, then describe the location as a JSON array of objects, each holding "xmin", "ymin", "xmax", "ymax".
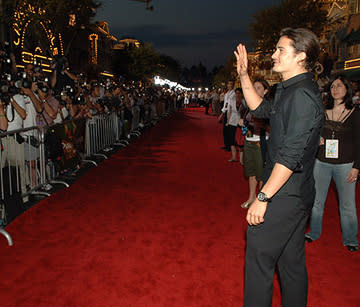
[{"xmin": 252, "ymin": 72, "xmax": 324, "ymax": 205}]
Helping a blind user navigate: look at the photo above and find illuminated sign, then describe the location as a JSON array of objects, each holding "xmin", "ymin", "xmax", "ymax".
[
  {"xmin": 89, "ymin": 34, "xmax": 99, "ymax": 64},
  {"xmin": 344, "ymin": 58, "xmax": 360, "ymax": 70},
  {"xmin": 12, "ymin": 0, "xmax": 64, "ymax": 66}
]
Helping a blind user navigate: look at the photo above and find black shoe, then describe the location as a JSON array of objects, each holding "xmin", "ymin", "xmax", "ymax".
[
  {"xmin": 347, "ymin": 245, "xmax": 358, "ymax": 252},
  {"xmin": 305, "ymin": 236, "xmax": 313, "ymax": 243}
]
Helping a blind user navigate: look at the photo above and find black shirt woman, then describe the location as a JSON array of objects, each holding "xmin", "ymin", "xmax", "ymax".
[{"xmin": 306, "ymin": 75, "xmax": 359, "ymax": 252}]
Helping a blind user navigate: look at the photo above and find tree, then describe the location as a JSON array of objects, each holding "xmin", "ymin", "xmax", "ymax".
[
  {"xmin": 250, "ymin": 0, "xmax": 327, "ymax": 54},
  {"xmin": 112, "ymin": 43, "xmax": 160, "ymax": 81},
  {"xmin": 213, "ymin": 55, "xmax": 236, "ymax": 88},
  {"xmin": 157, "ymin": 54, "xmax": 181, "ymax": 82}
]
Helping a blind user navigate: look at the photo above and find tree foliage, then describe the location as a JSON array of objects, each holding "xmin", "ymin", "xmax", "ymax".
[
  {"xmin": 112, "ymin": 43, "xmax": 181, "ymax": 82},
  {"xmin": 213, "ymin": 55, "xmax": 236, "ymax": 88},
  {"xmin": 250, "ymin": 0, "xmax": 327, "ymax": 54},
  {"xmin": 157, "ymin": 54, "xmax": 181, "ymax": 82}
]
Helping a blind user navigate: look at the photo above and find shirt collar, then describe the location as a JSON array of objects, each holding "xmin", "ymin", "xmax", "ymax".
[{"xmin": 280, "ymin": 72, "xmax": 314, "ymax": 89}]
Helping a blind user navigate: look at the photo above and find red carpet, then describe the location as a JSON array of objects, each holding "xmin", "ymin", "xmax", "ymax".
[{"xmin": 0, "ymin": 108, "xmax": 359, "ymax": 306}]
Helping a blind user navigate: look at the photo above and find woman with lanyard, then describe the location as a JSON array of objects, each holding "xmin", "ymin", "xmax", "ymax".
[{"xmin": 306, "ymin": 75, "xmax": 360, "ymax": 252}]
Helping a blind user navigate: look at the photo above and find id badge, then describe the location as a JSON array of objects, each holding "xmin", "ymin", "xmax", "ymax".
[{"xmin": 325, "ymin": 139, "xmax": 339, "ymax": 159}]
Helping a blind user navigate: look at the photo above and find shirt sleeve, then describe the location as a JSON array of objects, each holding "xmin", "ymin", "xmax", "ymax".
[
  {"xmin": 275, "ymin": 88, "xmax": 322, "ymax": 171},
  {"xmin": 221, "ymin": 101, "xmax": 228, "ymax": 113},
  {"xmin": 250, "ymin": 98, "xmax": 272, "ymax": 119},
  {"xmin": 13, "ymin": 94, "xmax": 26, "ymax": 110}
]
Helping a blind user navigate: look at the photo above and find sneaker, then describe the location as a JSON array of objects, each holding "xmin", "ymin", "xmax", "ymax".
[{"xmin": 347, "ymin": 245, "xmax": 358, "ymax": 252}]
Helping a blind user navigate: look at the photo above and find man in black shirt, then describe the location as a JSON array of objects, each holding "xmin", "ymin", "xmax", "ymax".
[{"xmin": 234, "ymin": 28, "xmax": 323, "ymax": 307}]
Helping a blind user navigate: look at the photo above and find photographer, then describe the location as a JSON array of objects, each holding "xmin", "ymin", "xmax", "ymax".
[
  {"xmin": 36, "ymin": 84, "xmax": 59, "ymax": 128},
  {"xmin": 50, "ymin": 56, "xmax": 77, "ymax": 96},
  {"xmin": 1, "ymin": 92, "xmax": 27, "ymax": 198},
  {"xmin": 86, "ymin": 81, "xmax": 103, "ymax": 116},
  {"xmin": 20, "ymin": 80, "xmax": 41, "ymax": 189}
]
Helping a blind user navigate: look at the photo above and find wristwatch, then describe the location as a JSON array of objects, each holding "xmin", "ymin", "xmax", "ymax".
[{"xmin": 257, "ymin": 192, "xmax": 271, "ymax": 202}]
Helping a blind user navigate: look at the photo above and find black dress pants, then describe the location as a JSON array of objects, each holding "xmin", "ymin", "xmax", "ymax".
[
  {"xmin": 222, "ymin": 112, "xmax": 231, "ymax": 150},
  {"xmin": 244, "ymin": 196, "xmax": 310, "ymax": 307}
]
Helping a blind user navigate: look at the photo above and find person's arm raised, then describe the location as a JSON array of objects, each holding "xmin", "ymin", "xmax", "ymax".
[{"xmin": 234, "ymin": 44, "xmax": 262, "ymax": 111}]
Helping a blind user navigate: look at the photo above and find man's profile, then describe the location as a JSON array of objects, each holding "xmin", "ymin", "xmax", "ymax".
[{"xmin": 234, "ymin": 28, "xmax": 324, "ymax": 307}]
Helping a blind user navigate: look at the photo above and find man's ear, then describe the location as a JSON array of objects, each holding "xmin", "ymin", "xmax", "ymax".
[{"xmin": 297, "ymin": 51, "xmax": 306, "ymax": 65}]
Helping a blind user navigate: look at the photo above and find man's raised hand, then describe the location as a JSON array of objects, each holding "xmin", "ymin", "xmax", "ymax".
[{"xmin": 234, "ymin": 44, "xmax": 248, "ymax": 77}]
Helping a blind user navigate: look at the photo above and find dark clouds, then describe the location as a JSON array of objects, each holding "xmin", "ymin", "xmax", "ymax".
[{"xmin": 97, "ymin": 0, "xmax": 279, "ymax": 68}]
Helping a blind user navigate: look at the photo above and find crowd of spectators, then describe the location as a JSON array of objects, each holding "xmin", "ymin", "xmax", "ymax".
[
  {"xmin": 174, "ymin": 74, "xmax": 360, "ymax": 253},
  {"xmin": 211, "ymin": 75, "xmax": 360, "ymax": 252},
  {"xmin": 0, "ymin": 48, "xmax": 179, "ymax": 208}
]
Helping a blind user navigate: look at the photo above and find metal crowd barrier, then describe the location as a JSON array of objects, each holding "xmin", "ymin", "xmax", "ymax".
[
  {"xmin": 0, "ymin": 100, "xmax": 169, "ymax": 245},
  {"xmin": 85, "ymin": 112, "xmax": 120, "ymax": 160},
  {"xmin": 0, "ymin": 126, "xmax": 49, "ymax": 245},
  {"xmin": 0, "ymin": 126, "xmax": 49, "ymax": 200}
]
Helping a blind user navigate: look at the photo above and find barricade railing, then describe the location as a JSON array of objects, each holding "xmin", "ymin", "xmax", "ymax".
[
  {"xmin": 0, "ymin": 126, "xmax": 49, "ymax": 200},
  {"xmin": 0, "ymin": 101, "xmax": 170, "ymax": 245},
  {"xmin": 85, "ymin": 112, "xmax": 118, "ymax": 160},
  {"xmin": 0, "ymin": 126, "xmax": 48, "ymax": 245}
]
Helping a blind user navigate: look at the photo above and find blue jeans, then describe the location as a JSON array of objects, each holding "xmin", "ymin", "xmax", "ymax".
[{"xmin": 306, "ymin": 159, "xmax": 358, "ymax": 246}]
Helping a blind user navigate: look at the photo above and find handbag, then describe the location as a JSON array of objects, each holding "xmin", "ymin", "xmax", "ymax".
[
  {"xmin": 15, "ymin": 133, "xmax": 24, "ymax": 144},
  {"xmin": 27, "ymin": 135, "xmax": 40, "ymax": 148}
]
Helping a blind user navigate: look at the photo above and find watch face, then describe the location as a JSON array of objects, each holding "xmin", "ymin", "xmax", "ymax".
[{"xmin": 258, "ymin": 192, "xmax": 266, "ymax": 201}]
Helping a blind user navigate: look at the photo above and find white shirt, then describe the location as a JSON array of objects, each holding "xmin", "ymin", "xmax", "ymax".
[
  {"xmin": 211, "ymin": 92, "xmax": 219, "ymax": 102},
  {"xmin": 22, "ymin": 94, "xmax": 38, "ymax": 136},
  {"xmin": 228, "ymin": 100, "xmax": 241, "ymax": 127},
  {"xmin": 53, "ymin": 107, "xmax": 69, "ymax": 124},
  {"xmin": 6, "ymin": 94, "xmax": 26, "ymax": 131},
  {"xmin": 221, "ymin": 89, "xmax": 235, "ymax": 113}
]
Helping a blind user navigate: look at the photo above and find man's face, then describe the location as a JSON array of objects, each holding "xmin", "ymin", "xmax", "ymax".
[
  {"xmin": 271, "ymin": 36, "xmax": 304, "ymax": 78},
  {"xmin": 235, "ymin": 90, "xmax": 242, "ymax": 101},
  {"xmin": 227, "ymin": 81, "xmax": 234, "ymax": 91}
]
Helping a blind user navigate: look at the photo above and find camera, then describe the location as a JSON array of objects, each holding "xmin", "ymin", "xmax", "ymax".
[
  {"xmin": 51, "ymin": 55, "xmax": 68, "ymax": 73},
  {"xmin": 0, "ymin": 42, "xmax": 12, "ymax": 66},
  {"xmin": 74, "ymin": 94, "xmax": 86, "ymax": 105}
]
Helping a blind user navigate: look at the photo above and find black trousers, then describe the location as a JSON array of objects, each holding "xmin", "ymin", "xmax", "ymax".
[
  {"xmin": 222, "ymin": 113, "xmax": 231, "ymax": 150},
  {"xmin": 244, "ymin": 196, "xmax": 310, "ymax": 307}
]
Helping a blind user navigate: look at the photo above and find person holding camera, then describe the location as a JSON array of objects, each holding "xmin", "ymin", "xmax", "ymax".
[
  {"xmin": 86, "ymin": 81, "xmax": 103, "ymax": 116},
  {"xmin": 50, "ymin": 56, "xmax": 77, "ymax": 96},
  {"xmin": 1, "ymin": 92, "xmax": 27, "ymax": 198},
  {"xmin": 35, "ymin": 85, "xmax": 59, "ymax": 128}
]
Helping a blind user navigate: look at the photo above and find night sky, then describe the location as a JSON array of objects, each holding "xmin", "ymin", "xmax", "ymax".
[{"xmin": 96, "ymin": 0, "xmax": 279, "ymax": 70}]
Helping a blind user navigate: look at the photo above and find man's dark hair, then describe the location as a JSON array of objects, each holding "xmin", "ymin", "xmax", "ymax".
[
  {"xmin": 324, "ymin": 75, "xmax": 353, "ymax": 110},
  {"xmin": 280, "ymin": 28, "xmax": 320, "ymax": 72}
]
